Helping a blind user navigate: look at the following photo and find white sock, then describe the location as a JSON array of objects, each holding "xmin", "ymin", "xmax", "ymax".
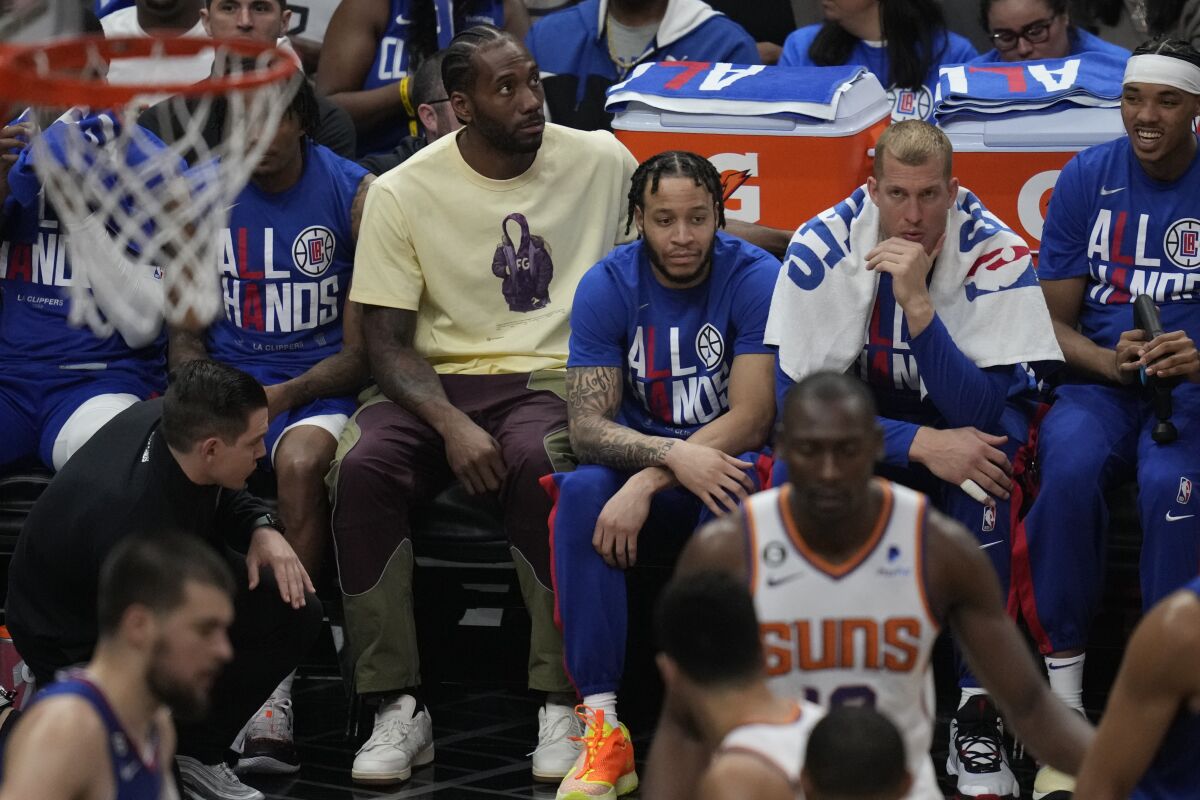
[
  {"xmin": 1045, "ymin": 655, "xmax": 1085, "ymax": 714},
  {"xmin": 958, "ymin": 686, "xmax": 987, "ymax": 710},
  {"xmin": 583, "ymin": 692, "xmax": 618, "ymax": 726},
  {"xmin": 272, "ymin": 670, "xmax": 295, "ymax": 702}
]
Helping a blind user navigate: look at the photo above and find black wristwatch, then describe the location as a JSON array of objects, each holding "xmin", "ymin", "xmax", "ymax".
[{"xmin": 252, "ymin": 513, "xmax": 285, "ymax": 534}]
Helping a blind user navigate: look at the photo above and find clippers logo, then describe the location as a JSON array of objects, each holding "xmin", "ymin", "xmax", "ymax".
[
  {"xmin": 763, "ymin": 542, "xmax": 786, "ymax": 567},
  {"xmin": 1164, "ymin": 219, "xmax": 1200, "ymax": 269},
  {"xmin": 695, "ymin": 323, "xmax": 725, "ymax": 370},
  {"xmin": 293, "ymin": 226, "xmax": 336, "ymax": 277},
  {"xmin": 982, "ymin": 505, "xmax": 996, "ymax": 532},
  {"xmin": 887, "ymin": 86, "xmax": 933, "ymax": 121},
  {"xmin": 963, "ymin": 244, "xmax": 1035, "ymax": 301},
  {"xmin": 1178, "ymin": 477, "xmax": 1192, "ymax": 505}
]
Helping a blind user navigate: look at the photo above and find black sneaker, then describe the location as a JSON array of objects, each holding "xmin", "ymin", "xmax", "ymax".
[{"xmin": 945, "ymin": 696, "xmax": 1019, "ymax": 799}]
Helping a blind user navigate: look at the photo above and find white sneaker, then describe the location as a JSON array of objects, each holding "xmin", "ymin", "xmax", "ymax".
[
  {"xmin": 946, "ymin": 696, "xmax": 1019, "ymax": 799},
  {"xmin": 1033, "ymin": 764, "xmax": 1076, "ymax": 799},
  {"xmin": 531, "ymin": 703, "xmax": 583, "ymax": 782},
  {"xmin": 235, "ymin": 696, "xmax": 300, "ymax": 775},
  {"xmin": 351, "ymin": 695, "xmax": 435, "ymax": 784},
  {"xmin": 177, "ymin": 755, "xmax": 265, "ymax": 800}
]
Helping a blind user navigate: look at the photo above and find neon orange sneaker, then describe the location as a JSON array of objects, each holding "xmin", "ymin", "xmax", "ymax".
[{"xmin": 554, "ymin": 706, "xmax": 638, "ymax": 800}]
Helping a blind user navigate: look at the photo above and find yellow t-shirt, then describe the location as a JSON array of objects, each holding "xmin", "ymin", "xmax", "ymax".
[{"xmin": 351, "ymin": 123, "xmax": 639, "ymax": 374}]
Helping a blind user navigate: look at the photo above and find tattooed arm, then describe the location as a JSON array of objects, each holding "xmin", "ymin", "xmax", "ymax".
[
  {"xmin": 566, "ymin": 366, "xmax": 754, "ymax": 515},
  {"xmin": 364, "ymin": 305, "xmax": 506, "ymax": 494}
]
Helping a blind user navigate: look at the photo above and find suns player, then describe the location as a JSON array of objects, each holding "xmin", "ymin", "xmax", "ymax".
[
  {"xmin": 549, "ymin": 150, "xmax": 776, "ymax": 798},
  {"xmin": 1020, "ymin": 37, "xmax": 1200, "ymax": 794},
  {"xmin": 1, "ymin": 117, "xmax": 166, "ymax": 474},
  {"xmin": 765, "ymin": 119, "xmax": 1063, "ymax": 799},
  {"xmin": 645, "ymin": 372, "xmax": 1093, "ymax": 800},
  {"xmin": 1074, "ymin": 575, "xmax": 1200, "ymax": 799},
  {"xmin": 167, "ymin": 79, "xmax": 371, "ymax": 775},
  {"xmin": 655, "ymin": 571, "xmax": 826, "ymax": 800}
]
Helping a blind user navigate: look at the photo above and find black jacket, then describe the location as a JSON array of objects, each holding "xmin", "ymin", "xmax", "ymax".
[{"xmin": 5, "ymin": 398, "xmax": 269, "ymax": 669}]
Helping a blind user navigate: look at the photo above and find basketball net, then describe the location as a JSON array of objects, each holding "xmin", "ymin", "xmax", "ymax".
[{"xmin": 0, "ymin": 35, "xmax": 300, "ymax": 338}]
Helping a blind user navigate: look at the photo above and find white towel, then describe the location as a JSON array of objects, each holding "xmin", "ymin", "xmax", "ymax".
[{"xmin": 764, "ymin": 185, "xmax": 1063, "ymax": 389}]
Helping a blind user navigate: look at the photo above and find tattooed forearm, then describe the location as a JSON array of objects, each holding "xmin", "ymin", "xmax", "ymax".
[
  {"xmin": 363, "ymin": 305, "xmax": 451, "ymax": 419},
  {"xmin": 566, "ymin": 366, "xmax": 677, "ymax": 469}
]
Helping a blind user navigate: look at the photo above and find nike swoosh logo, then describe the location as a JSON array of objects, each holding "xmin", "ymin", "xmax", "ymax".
[
  {"xmin": 1100, "ymin": 187, "xmax": 1125, "ymax": 196},
  {"xmin": 979, "ymin": 541, "xmax": 1003, "ymax": 549},
  {"xmin": 766, "ymin": 573, "xmax": 804, "ymax": 587},
  {"xmin": 1048, "ymin": 661, "xmax": 1082, "ymax": 670},
  {"xmin": 1165, "ymin": 511, "xmax": 1195, "ymax": 522}
]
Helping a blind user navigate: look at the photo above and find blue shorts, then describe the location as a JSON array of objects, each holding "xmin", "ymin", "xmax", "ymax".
[{"xmin": 234, "ymin": 363, "xmax": 357, "ymax": 468}]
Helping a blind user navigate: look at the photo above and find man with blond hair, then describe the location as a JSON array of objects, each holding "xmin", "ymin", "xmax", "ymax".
[{"xmin": 762, "ymin": 119, "xmax": 1064, "ymax": 798}]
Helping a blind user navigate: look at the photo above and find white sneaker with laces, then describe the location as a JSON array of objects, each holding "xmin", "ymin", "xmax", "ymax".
[
  {"xmin": 531, "ymin": 703, "xmax": 583, "ymax": 782},
  {"xmin": 946, "ymin": 696, "xmax": 1020, "ymax": 799},
  {"xmin": 1033, "ymin": 764, "xmax": 1076, "ymax": 799},
  {"xmin": 177, "ymin": 755, "xmax": 265, "ymax": 800},
  {"xmin": 236, "ymin": 696, "xmax": 300, "ymax": 775},
  {"xmin": 351, "ymin": 695, "xmax": 434, "ymax": 785}
]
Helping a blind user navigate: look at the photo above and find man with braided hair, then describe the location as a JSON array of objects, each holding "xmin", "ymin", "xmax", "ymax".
[
  {"xmin": 545, "ymin": 150, "xmax": 777, "ymax": 800},
  {"xmin": 330, "ymin": 23, "xmax": 639, "ymax": 786}
]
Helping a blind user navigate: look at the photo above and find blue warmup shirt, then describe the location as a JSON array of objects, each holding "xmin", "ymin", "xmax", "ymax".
[
  {"xmin": 778, "ymin": 23, "xmax": 977, "ymax": 121},
  {"xmin": 568, "ymin": 231, "xmax": 777, "ymax": 438},
  {"xmin": 1132, "ymin": 576, "xmax": 1200, "ymax": 800},
  {"xmin": 1039, "ymin": 136, "xmax": 1200, "ymax": 353},
  {"xmin": 21, "ymin": 677, "xmax": 166, "ymax": 800},
  {"xmin": 359, "ymin": 0, "xmax": 502, "ymax": 155},
  {"xmin": 0, "ymin": 167, "xmax": 165, "ymax": 374},
  {"xmin": 208, "ymin": 139, "xmax": 368, "ymax": 372},
  {"xmin": 527, "ymin": 0, "xmax": 759, "ymax": 131},
  {"xmin": 971, "ymin": 27, "xmax": 1130, "ymax": 64}
]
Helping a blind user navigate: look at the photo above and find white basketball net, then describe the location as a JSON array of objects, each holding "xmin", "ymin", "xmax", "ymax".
[{"xmin": 16, "ymin": 38, "xmax": 300, "ymax": 339}]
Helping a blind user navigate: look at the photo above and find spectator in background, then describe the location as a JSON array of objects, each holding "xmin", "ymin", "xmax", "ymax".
[
  {"xmin": 696, "ymin": 0, "xmax": 797, "ymax": 63},
  {"xmin": 800, "ymin": 708, "xmax": 912, "ymax": 800},
  {"xmin": 779, "ymin": 0, "xmax": 977, "ymax": 122},
  {"xmin": 526, "ymin": 0, "xmax": 759, "ymax": 131},
  {"xmin": 974, "ymin": 0, "xmax": 1130, "ymax": 62},
  {"xmin": 357, "ymin": 50, "xmax": 461, "ymax": 174},
  {"xmin": 317, "ymin": 0, "xmax": 528, "ymax": 158}
]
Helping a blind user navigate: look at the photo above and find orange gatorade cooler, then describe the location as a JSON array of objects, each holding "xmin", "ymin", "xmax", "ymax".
[
  {"xmin": 943, "ymin": 107, "xmax": 1124, "ymax": 258},
  {"xmin": 608, "ymin": 62, "xmax": 892, "ymax": 230}
]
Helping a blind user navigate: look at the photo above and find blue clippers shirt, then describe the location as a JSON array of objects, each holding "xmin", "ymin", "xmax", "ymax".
[
  {"xmin": 568, "ymin": 231, "xmax": 777, "ymax": 438},
  {"xmin": 1132, "ymin": 575, "xmax": 1200, "ymax": 800},
  {"xmin": 23, "ymin": 677, "xmax": 166, "ymax": 799},
  {"xmin": 778, "ymin": 23, "xmax": 977, "ymax": 121},
  {"xmin": 0, "ymin": 189, "xmax": 166, "ymax": 373},
  {"xmin": 1039, "ymin": 136, "xmax": 1200, "ymax": 352},
  {"xmin": 207, "ymin": 140, "xmax": 367, "ymax": 371},
  {"xmin": 971, "ymin": 27, "xmax": 1130, "ymax": 64},
  {"xmin": 360, "ymin": 0, "xmax": 502, "ymax": 154}
]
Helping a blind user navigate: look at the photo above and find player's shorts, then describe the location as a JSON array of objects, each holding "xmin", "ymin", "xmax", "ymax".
[
  {"xmin": 0, "ymin": 361, "xmax": 163, "ymax": 470},
  {"xmin": 265, "ymin": 396, "xmax": 357, "ymax": 465}
]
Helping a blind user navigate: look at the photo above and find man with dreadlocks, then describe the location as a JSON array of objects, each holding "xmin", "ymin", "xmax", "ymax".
[
  {"xmin": 545, "ymin": 150, "xmax": 777, "ymax": 799},
  {"xmin": 166, "ymin": 78, "xmax": 373, "ymax": 779},
  {"xmin": 329, "ymin": 23, "xmax": 639, "ymax": 786}
]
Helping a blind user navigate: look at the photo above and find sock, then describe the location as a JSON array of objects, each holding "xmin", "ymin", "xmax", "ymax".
[
  {"xmin": 271, "ymin": 670, "xmax": 295, "ymax": 701},
  {"xmin": 958, "ymin": 686, "xmax": 987, "ymax": 711},
  {"xmin": 1045, "ymin": 654, "xmax": 1085, "ymax": 714},
  {"xmin": 583, "ymin": 692, "xmax": 618, "ymax": 727}
]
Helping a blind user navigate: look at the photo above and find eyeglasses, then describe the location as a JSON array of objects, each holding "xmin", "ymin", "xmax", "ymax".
[{"xmin": 990, "ymin": 15, "xmax": 1060, "ymax": 51}]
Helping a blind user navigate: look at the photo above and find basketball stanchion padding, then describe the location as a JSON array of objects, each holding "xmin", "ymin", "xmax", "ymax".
[{"xmin": 0, "ymin": 35, "xmax": 300, "ymax": 336}]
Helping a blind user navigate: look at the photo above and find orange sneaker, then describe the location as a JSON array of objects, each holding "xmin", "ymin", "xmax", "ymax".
[{"xmin": 555, "ymin": 706, "xmax": 638, "ymax": 800}]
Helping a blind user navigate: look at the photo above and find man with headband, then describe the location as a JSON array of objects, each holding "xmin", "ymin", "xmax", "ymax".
[{"xmin": 1020, "ymin": 36, "xmax": 1200, "ymax": 799}]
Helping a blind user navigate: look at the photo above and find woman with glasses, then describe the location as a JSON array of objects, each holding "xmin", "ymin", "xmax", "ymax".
[
  {"xmin": 779, "ymin": 0, "xmax": 977, "ymax": 122},
  {"xmin": 974, "ymin": 0, "xmax": 1130, "ymax": 62}
]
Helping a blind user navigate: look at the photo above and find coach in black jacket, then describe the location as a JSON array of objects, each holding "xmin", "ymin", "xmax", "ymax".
[{"xmin": 6, "ymin": 359, "xmax": 322, "ymax": 781}]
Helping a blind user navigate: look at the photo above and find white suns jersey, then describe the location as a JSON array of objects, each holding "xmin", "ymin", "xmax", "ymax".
[
  {"xmin": 743, "ymin": 479, "xmax": 943, "ymax": 800},
  {"xmin": 716, "ymin": 699, "xmax": 826, "ymax": 787}
]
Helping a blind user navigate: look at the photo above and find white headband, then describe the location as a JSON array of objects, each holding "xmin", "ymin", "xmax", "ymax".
[{"xmin": 1123, "ymin": 53, "xmax": 1200, "ymax": 95}]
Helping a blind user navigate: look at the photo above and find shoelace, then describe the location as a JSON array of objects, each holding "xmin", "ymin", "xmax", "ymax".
[
  {"xmin": 955, "ymin": 719, "xmax": 1006, "ymax": 772},
  {"xmin": 528, "ymin": 709, "xmax": 579, "ymax": 756},
  {"xmin": 568, "ymin": 706, "xmax": 608, "ymax": 780},
  {"xmin": 360, "ymin": 713, "xmax": 417, "ymax": 753}
]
